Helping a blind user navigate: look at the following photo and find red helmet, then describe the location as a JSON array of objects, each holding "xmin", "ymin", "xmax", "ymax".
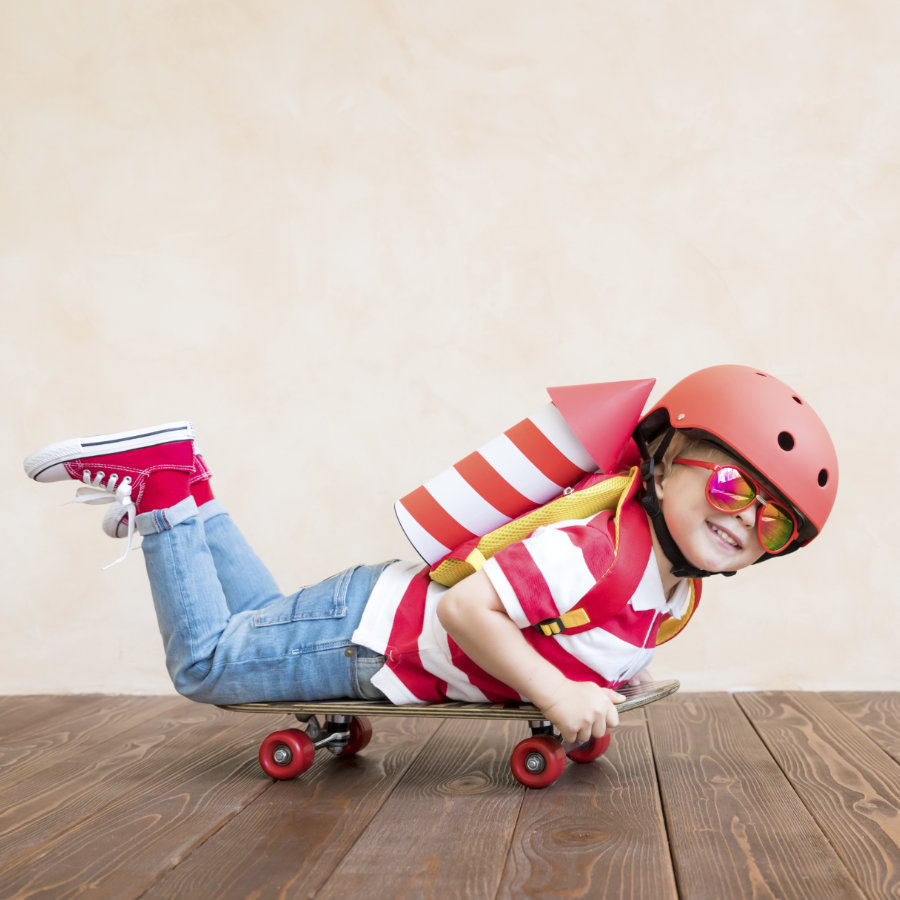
[{"xmin": 635, "ymin": 365, "xmax": 838, "ymax": 545}]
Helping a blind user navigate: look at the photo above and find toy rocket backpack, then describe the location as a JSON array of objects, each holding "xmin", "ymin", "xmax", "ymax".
[{"xmin": 394, "ymin": 379, "xmax": 656, "ymax": 586}]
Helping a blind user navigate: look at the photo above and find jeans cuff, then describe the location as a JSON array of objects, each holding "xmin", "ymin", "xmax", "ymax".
[
  {"xmin": 136, "ymin": 496, "xmax": 199, "ymax": 535},
  {"xmin": 195, "ymin": 498, "xmax": 229, "ymax": 525}
]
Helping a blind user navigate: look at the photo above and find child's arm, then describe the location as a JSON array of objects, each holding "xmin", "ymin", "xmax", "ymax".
[{"xmin": 437, "ymin": 569, "xmax": 623, "ymax": 745}]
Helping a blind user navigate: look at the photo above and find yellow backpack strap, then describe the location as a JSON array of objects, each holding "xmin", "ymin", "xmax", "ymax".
[
  {"xmin": 655, "ymin": 579, "xmax": 702, "ymax": 645},
  {"xmin": 531, "ymin": 470, "xmax": 648, "ymax": 636},
  {"xmin": 429, "ymin": 468, "xmax": 640, "ymax": 587}
]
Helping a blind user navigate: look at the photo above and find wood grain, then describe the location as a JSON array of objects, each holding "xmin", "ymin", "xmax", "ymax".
[
  {"xmin": 648, "ymin": 692, "xmax": 865, "ymax": 900},
  {"xmin": 0, "ymin": 695, "xmax": 110, "ymax": 741},
  {"xmin": 314, "ymin": 716, "xmax": 526, "ymax": 900},
  {"xmin": 824, "ymin": 691, "xmax": 900, "ymax": 765},
  {"xmin": 1, "ymin": 693, "xmax": 897, "ymax": 899},
  {"xmin": 142, "ymin": 713, "xmax": 442, "ymax": 899},
  {"xmin": 0, "ymin": 700, "xmax": 267, "ymax": 896},
  {"xmin": 0, "ymin": 695, "xmax": 183, "ymax": 791},
  {"xmin": 736, "ymin": 691, "xmax": 900, "ymax": 900},
  {"xmin": 498, "ymin": 714, "xmax": 678, "ymax": 900}
]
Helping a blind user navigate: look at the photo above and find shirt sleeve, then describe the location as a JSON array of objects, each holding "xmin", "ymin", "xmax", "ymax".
[{"xmin": 480, "ymin": 517, "xmax": 616, "ymax": 629}]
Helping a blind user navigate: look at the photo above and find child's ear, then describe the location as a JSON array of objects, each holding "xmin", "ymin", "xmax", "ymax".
[{"xmin": 653, "ymin": 460, "xmax": 667, "ymax": 501}]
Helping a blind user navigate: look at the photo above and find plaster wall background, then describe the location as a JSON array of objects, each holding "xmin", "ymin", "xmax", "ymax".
[{"xmin": 2, "ymin": 1, "xmax": 896, "ymax": 693}]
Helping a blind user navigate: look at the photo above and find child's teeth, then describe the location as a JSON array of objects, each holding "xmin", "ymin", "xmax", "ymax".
[{"xmin": 712, "ymin": 524, "xmax": 737, "ymax": 547}]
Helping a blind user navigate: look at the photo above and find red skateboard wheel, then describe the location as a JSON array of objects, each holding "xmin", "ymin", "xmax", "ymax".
[
  {"xmin": 335, "ymin": 716, "xmax": 373, "ymax": 757},
  {"xmin": 258, "ymin": 728, "xmax": 315, "ymax": 780},
  {"xmin": 509, "ymin": 735, "xmax": 567, "ymax": 788},
  {"xmin": 567, "ymin": 732, "xmax": 611, "ymax": 763}
]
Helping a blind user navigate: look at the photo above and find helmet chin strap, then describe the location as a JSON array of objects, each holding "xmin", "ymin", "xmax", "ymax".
[{"xmin": 639, "ymin": 456, "xmax": 736, "ymax": 580}]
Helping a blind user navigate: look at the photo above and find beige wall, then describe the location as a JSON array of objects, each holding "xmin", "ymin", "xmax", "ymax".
[{"xmin": 2, "ymin": 1, "xmax": 897, "ymax": 694}]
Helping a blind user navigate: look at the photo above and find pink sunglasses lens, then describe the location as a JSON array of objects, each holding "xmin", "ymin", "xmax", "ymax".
[{"xmin": 707, "ymin": 467, "xmax": 756, "ymax": 511}]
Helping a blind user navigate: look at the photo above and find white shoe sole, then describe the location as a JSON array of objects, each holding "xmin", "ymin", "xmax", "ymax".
[{"xmin": 24, "ymin": 421, "xmax": 195, "ymax": 482}]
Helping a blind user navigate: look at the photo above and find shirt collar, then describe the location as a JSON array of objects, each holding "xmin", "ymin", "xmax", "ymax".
[
  {"xmin": 632, "ymin": 556, "xmax": 692, "ymax": 619},
  {"xmin": 665, "ymin": 579, "xmax": 692, "ymax": 619}
]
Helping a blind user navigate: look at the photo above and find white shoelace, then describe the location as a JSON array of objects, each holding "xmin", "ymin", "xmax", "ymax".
[{"xmin": 64, "ymin": 471, "xmax": 137, "ymax": 569}]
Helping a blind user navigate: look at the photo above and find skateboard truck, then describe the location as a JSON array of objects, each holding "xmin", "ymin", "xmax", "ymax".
[
  {"xmin": 257, "ymin": 714, "xmax": 374, "ymax": 780},
  {"xmin": 301, "ymin": 715, "xmax": 357, "ymax": 755}
]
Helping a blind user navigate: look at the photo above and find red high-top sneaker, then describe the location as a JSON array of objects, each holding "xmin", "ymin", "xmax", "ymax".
[
  {"xmin": 102, "ymin": 451, "xmax": 212, "ymax": 538},
  {"xmin": 24, "ymin": 422, "xmax": 195, "ymax": 514}
]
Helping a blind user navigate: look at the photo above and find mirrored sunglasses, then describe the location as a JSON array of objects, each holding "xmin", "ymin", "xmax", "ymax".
[{"xmin": 673, "ymin": 458, "xmax": 799, "ymax": 554}]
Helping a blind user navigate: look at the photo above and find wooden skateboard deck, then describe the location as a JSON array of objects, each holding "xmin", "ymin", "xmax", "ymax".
[
  {"xmin": 220, "ymin": 678, "xmax": 679, "ymax": 720},
  {"xmin": 221, "ymin": 679, "xmax": 679, "ymax": 788}
]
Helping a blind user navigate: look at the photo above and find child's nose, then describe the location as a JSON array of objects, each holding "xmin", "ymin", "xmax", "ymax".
[{"xmin": 734, "ymin": 504, "xmax": 759, "ymax": 528}]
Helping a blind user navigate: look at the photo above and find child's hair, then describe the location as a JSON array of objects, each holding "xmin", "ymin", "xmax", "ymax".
[{"xmin": 646, "ymin": 430, "xmax": 721, "ymax": 471}]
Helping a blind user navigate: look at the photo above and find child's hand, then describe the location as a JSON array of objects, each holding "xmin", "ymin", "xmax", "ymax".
[{"xmin": 537, "ymin": 681, "xmax": 625, "ymax": 745}]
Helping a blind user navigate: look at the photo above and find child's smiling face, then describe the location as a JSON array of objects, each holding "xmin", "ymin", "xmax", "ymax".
[{"xmin": 655, "ymin": 446, "xmax": 766, "ymax": 574}]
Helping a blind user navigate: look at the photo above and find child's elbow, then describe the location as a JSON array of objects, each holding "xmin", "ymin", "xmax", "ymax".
[
  {"xmin": 436, "ymin": 589, "xmax": 461, "ymax": 634},
  {"xmin": 437, "ymin": 580, "xmax": 479, "ymax": 638},
  {"xmin": 437, "ymin": 571, "xmax": 499, "ymax": 638}
]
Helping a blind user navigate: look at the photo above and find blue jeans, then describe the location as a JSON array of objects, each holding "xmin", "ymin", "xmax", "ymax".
[{"xmin": 136, "ymin": 497, "xmax": 389, "ymax": 705}]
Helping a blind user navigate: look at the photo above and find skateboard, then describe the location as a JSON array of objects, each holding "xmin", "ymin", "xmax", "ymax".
[{"xmin": 220, "ymin": 679, "xmax": 679, "ymax": 788}]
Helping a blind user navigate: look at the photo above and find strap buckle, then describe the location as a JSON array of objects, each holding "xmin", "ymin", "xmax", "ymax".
[{"xmin": 535, "ymin": 607, "xmax": 590, "ymax": 636}]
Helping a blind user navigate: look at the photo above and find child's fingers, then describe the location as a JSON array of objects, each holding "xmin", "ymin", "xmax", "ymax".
[
  {"xmin": 574, "ymin": 703, "xmax": 620, "ymax": 744},
  {"xmin": 607, "ymin": 703, "xmax": 620, "ymax": 729},
  {"xmin": 591, "ymin": 703, "xmax": 619, "ymax": 740},
  {"xmin": 548, "ymin": 684, "xmax": 624, "ymax": 743}
]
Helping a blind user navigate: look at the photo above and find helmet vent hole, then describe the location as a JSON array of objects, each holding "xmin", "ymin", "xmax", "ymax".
[
  {"xmin": 818, "ymin": 469, "xmax": 829, "ymax": 487},
  {"xmin": 777, "ymin": 431, "xmax": 795, "ymax": 451},
  {"xmin": 792, "ymin": 395, "xmax": 803, "ymax": 405}
]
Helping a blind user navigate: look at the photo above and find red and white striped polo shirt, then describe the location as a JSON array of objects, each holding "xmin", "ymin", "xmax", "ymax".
[{"xmin": 352, "ymin": 493, "xmax": 695, "ymax": 706}]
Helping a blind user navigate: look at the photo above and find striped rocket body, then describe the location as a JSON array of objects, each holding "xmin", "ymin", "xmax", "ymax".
[{"xmin": 395, "ymin": 403, "xmax": 597, "ymax": 565}]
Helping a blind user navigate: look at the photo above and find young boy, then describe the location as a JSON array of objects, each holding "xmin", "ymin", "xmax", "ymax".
[{"xmin": 23, "ymin": 365, "xmax": 837, "ymax": 748}]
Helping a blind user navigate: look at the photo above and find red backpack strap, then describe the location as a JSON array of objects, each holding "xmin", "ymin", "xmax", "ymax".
[{"xmin": 534, "ymin": 472, "xmax": 650, "ymax": 637}]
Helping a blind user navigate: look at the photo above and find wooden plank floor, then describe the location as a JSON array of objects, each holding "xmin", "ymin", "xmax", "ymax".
[{"xmin": 0, "ymin": 692, "xmax": 897, "ymax": 899}]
